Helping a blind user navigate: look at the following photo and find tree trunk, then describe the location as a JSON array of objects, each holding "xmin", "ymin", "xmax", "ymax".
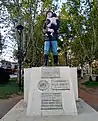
[
  {"xmin": 30, "ymin": 0, "xmax": 38, "ymax": 67},
  {"xmin": 81, "ymin": 66, "xmax": 84, "ymax": 79},
  {"xmin": 64, "ymin": 51, "xmax": 68, "ymax": 66},
  {"xmin": 89, "ymin": 62, "xmax": 93, "ymax": 81}
]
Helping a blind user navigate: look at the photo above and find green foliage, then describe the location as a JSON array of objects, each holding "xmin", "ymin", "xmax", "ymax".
[
  {"xmin": 66, "ymin": 0, "xmax": 98, "ymax": 66},
  {"xmin": 92, "ymin": 67, "xmax": 98, "ymax": 75},
  {"xmin": 43, "ymin": 0, "xmax": 52, "ymax": 8}
]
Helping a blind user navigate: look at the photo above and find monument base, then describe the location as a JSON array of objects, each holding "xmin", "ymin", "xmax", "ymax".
[
  {"xmin": 26, "ymin": 67, "xmax": 77, "ymax": 116},
  {"xmin": 1, "ymin": 99, "xmax": 98, "ymax": 121}
]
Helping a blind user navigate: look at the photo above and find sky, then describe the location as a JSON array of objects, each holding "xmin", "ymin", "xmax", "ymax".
[{"xmin": 0, "ymin": 0, "xmax": 66, "ymax": 62}]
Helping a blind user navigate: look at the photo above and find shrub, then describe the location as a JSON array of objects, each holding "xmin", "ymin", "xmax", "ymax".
[
  {"xmin": 0, "ymin": 68, "xmax": 10, "ymax": 84},
  {"xmin": 89, "ymin": 76, "xmax": 93, "ymax": 81},
  {"xmin": 96, "ymin": 76, "xmax": 98, "ymax": 82}
]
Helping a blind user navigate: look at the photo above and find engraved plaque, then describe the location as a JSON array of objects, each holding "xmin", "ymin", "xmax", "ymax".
[
  {"xmin": 51, "ymin": 80, "xmax": 70, "ymax": 90},
  {"xmin": 41, "ymin": 67, "xmax": 60, "ymax": 78},
  {"xmin": 38, "ymin": 80, "xmax": 50, "ymax": 91},
  {"xmin": 41, "ymin": 93, "xmax": 62, "ymax": 110}
]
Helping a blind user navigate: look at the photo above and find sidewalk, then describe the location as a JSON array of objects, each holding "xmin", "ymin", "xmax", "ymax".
[
  {"xmin": 79, "ymin": 88, "xmax": 98, "ymax": 111},
  {"xmin": 0, "ymin": 86, "xmax": 98, "ymax": 119},
  {"xmin": 0, "ymin": 95, "xmax": 23, "ymax": 119}
]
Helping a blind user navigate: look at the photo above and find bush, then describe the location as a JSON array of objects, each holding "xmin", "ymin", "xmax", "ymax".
[
  {"xmin": 96, "ymin": 76, "xmax": 98, "ymax": 82},
  {"xmin": 89, "ymin": 76, "xmax": 93, "ymax": 81},
  {"xmin": 95, "ymin": 69, "xmax": 98, "ymax": 75},
  {"xmin": 92, "ymin": 68, "xmax": 98, "ymax": 74},
  {"xmin": 77, "ymin": 69, "xmax": 81, "ymax": 78},
  {"xmin": 0, "ymin": 68, "xmax": 10, "ymax": 84}
]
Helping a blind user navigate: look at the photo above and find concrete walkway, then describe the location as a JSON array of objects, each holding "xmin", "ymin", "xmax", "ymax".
[
  {"xmin": 0, "ymin": 95, "xmax": 23, "ymax": 119},
  {"xmin": 1, "ymin": 99, "xmax": 98, "ymax": 121},
  {"xmin": 0, "ymin": 87, "xmax": 98, "ymax": 119}
]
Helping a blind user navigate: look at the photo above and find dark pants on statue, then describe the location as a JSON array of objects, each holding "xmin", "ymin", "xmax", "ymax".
[{"xmin": 44, "ymin": 40, "xmax": 58, "ymax": 66}]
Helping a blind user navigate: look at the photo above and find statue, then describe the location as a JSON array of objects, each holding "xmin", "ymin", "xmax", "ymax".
[{"xmin": 43, "ymin": 11, "xmax": 59, "ymax": 66}]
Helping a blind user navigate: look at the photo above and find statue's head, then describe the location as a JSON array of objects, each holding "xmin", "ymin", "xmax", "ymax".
[{"xmin": 46, "ymin": 11, "xmax": 53, "ymax": 18}]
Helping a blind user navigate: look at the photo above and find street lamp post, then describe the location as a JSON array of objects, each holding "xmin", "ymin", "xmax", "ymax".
[{"xmin": 16, "ymin": 25, "xmax": 24, "ymax": 90}]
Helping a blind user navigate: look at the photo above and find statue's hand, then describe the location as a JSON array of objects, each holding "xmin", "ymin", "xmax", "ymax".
[{"xmin": 47, "ymin": 23, "xmax": 51, "ymax": 27}]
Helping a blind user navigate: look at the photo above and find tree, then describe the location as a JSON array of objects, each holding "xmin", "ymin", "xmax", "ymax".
[
  {"xmin": 1, "ymin": 0, "xmax": 60, "ymax": 67},
  {"xmin": 61, "ymin": 0, "xmax": 98, "ymax": 78},
  {"xmin": 1, "ymin": 0, "xmax": 98, "ymax": 73}
]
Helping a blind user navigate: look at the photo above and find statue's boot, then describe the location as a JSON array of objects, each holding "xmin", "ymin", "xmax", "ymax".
[
  {"xmin": 44, "ymin": 54, "xmax": 48, "ymax": 66},
  {"xmin": 53, "ymin": 55, "xmax": 58, "ymax": 66}
]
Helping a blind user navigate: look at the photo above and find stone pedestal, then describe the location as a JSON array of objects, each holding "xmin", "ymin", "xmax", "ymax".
[
  {"xmin": 1, "ymin": 66, "xmax": 98, "ymax": 121},
  {"xmin": 26, "ymin": 67, "xmax": 77, "ymax": 116},
  {"xmin": 70, "ymin": 67, "xmax": 78, "ymax": 101},
  {"xmin": 24, "ymin": 68, "xmax": 31, "ymax": 103}
]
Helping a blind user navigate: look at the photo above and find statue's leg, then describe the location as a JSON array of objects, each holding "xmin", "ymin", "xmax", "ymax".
[
  {"xmin": 44, "ymin": 54, "xmax": 48, "ymax": 66},
  {"xmin": 53, "ymin": 55, "xmax": 58, "ymax": 66},
  {"xmin": 51, "ymin": 40, "xmax": 58, "ymax": 66},
  {"xmin": 43, "ymin": 41, "xmax": 50, "ymax": 66}
]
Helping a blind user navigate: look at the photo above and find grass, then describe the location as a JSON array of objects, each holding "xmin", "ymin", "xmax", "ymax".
[
  {"xmin": 0, "ymin": 78, "xmax": 21, "ymax": 99},
  {"xmin": 82, "ymin": 81, "xmax": 98, "ymax": 88}
]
